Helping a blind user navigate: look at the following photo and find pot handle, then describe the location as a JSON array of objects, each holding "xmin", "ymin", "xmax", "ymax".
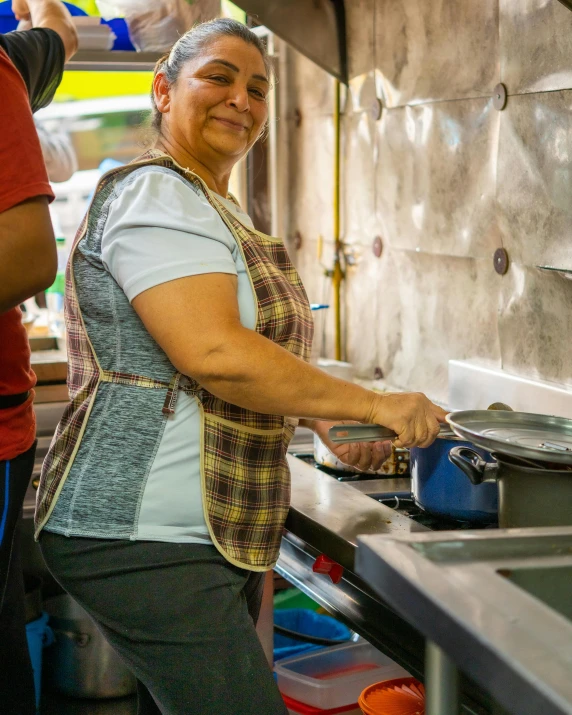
[{"xmin": 449, "ymin": 446, "xmax": 494, "ymax": 485}]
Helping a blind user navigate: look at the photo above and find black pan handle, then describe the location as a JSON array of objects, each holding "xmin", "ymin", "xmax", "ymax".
[{"xmin": 449, "ymin": 446, "xmax": 490, "ymax": 485}]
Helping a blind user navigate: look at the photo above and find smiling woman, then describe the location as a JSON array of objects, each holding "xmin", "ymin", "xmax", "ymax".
[
  {"xmin": 35, "ymin": 17, "xmax": 445, "ymax": 715},
  {"xmin": 149, "ymin": 22, "xmax": 272, "ymax": 189}
]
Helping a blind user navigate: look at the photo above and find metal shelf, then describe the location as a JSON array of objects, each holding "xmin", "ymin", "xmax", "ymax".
[{"xmin": 65, "ymin": 50, "xmax": 162, "ymax": 72}]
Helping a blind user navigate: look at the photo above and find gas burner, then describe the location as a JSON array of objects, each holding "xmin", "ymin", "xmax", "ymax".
[
  {"xmin": 291, "ymin": 453, "xmax": 396, "ymax": 481},
  {"xmin": 371, "ymin": 493, "xmax": 499, "ymax": 531}
]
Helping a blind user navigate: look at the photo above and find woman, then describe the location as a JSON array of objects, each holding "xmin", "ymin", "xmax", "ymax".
[{"xmin": 36, "ymin": 18, "xmax": 446, "ymax": 715}]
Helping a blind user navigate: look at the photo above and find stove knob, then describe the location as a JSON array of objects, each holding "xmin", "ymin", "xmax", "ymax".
[{"xmin": 312, "ymin": 555, "xmax": 344, "ymax": 584}]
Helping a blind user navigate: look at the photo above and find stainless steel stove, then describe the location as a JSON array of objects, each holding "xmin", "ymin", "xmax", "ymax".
[{"xmin": 291, "ymin": 452, "xmax": 498, "ymax": 531}]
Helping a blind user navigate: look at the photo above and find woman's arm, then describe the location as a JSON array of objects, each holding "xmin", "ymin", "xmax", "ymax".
[{"xmin": 132, "ymin": 271, "xmax": 446, "ymax": 448}]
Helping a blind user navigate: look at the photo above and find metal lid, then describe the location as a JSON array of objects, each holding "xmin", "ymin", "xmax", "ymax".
[{"xmin": 447, "ymin": 410, "xmax": 572, "ymax": 464}]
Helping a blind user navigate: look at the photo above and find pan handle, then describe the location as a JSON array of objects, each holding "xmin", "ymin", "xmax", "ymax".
[
  {"xmin": 328, "ymin": 423, "xmax": 454, "ymax": 445},
  {"xmin": 328, "ymin": 424, "xmax": 396, "ymax": 444},
  {"xmin": 449, "ymin": 447, "xmax": 497, "ymax": 485}
]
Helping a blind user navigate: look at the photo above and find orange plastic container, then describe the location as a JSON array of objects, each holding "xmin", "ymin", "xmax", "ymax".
[{"xmin": 358, "ymin": 677, "xmax": 425, "ymax": 715}]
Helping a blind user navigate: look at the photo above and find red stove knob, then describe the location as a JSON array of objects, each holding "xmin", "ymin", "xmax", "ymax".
[{"xmin": 312, "ymin": 555, "xmax": 344, "ymax": 584}]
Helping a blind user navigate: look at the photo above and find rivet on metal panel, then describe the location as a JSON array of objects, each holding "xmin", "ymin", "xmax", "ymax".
[
  {"xmin": 293, "ymin": 231, "xmax": 303, "ymax": 250},
  {"xmin": 372, "ymin": 235, "xmax": 383, "ymax": 258},
  {"xmin": 493, "ymin": 83, "xmax": 507, "ymax": 111},
  {"xmin": 369, "ymin": 97, "xmax": 383, "ymax": 122},
  {"xmin": 294, "ymin": 108, "xmax": 302, "ymax": 127},
  {"xmin": 374, "ymin": 366, "xmax": 384, "ymax": 380},
  {"xmin": 494, "ymin": 247, "xmax": 509, "ymax": 275}
]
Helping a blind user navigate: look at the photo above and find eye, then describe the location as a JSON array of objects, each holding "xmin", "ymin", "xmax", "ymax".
[
  {"xmin": 249, "ymin": 87, "xmax": 267, "ymax": 99},
  {"xmin": 209, "ymin": 75, "xmax": 229, "ymax": 83}
]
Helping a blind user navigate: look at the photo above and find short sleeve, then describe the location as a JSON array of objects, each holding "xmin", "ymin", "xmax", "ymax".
[
  {"xmin": 0, "ymin": 48, "xmax": 53, "ymax": 213},
  {"xmin": 0, "ymin": 29, "xmax": 64, "ymax": 112},
  {"xmin": 102, "ymin": 169, "xmax": 240, "ymax": 303}
]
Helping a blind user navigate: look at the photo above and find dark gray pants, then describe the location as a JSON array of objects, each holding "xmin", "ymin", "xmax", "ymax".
[{"xmin": 40, "ymin": 533, "xmax": 288, "ymax": 715}]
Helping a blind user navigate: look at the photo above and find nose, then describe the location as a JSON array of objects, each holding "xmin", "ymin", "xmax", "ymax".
[{"xmin": 226, "ymin": 83, "xmax": 250, "ymax": 113}]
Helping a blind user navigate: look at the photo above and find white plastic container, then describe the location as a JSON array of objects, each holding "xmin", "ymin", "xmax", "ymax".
[{"xmin": 275, "ymin": 640, "xmax": 410, "ymax": 710}]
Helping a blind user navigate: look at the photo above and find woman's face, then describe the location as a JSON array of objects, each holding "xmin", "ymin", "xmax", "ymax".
[{"xmin": 157, "ymin": 36, "xmax": 270, "ymax": 166}]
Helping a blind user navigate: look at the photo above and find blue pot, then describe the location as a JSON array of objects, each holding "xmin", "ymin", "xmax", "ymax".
[{"xmin": 410, "ymin": 436, "xmax": 498, "ymax": 524}]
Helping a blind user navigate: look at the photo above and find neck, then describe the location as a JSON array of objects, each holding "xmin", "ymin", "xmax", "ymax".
[{"xmin": 154, "ymin": 134, "xmax": 232, "ymax": 197}]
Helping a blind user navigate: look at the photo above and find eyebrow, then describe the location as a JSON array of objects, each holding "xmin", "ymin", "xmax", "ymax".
[{"xmin": 203, "ymin": 59, "xmax": 269, "ymax": 85}]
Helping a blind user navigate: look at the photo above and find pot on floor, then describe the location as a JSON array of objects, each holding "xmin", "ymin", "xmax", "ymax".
[{"xmin": 43, "ymin": 594, "xmax": 137, "ymax": 699}]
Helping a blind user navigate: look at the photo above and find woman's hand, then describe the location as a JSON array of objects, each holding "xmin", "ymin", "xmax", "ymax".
[
  {"xmin": 311, "ymin": 420, "xmax": 393, "ymax": 472},
  {"xmin": 367, "ymin": 392, "xmax": 447, "ymax": 449}
]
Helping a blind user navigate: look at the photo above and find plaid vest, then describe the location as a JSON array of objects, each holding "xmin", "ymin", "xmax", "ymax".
[{"xmin": 35, "ymin": 151, "xmax": 313, "ymax": 570}]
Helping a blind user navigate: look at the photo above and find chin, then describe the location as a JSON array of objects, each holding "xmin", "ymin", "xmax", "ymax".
[{"xmin": 211, "ymin": 139, "xmax": 248, "ymax": 158}]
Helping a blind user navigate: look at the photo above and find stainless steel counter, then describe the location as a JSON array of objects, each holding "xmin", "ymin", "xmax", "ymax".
[
  {"xmin": 279, "ymin": 454, "xmax": 498, "ymax": 715},
  {"xmin": 284, "ymin": 453, "xmax": 424, "ymax": 571},
  {"xmin": 356, "ymin": 528, "xmax": 572, "ymax": 715}
]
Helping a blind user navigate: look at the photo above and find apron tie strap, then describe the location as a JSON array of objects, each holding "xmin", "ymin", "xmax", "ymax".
[
  {"xmin": 99, "ymin": 370, "xmax": 182, "ymax": 416},
  {"xmin": 162, "ymin": 372, "xmax": 182, "ymax": 415}
]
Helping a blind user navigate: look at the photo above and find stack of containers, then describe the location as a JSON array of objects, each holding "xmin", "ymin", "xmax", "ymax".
[{"xmin": 275, "ymin": 640, "xmax": 411, "ymax": 715}]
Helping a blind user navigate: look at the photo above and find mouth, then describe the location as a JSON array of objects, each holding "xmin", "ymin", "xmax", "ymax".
[{"xmin": 213, "ymin": 117, "xmax": 248, "ymax": 132}]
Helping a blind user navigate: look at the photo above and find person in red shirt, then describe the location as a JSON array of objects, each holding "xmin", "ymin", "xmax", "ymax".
[{"xmin": 0, "ymin": 2, "xmax": 76, "ymax": 712}]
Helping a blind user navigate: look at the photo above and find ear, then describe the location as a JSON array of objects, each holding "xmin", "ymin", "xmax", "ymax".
[{"xmin": 153, "ymin": 72, "xmax": 171, "ymax": 115}]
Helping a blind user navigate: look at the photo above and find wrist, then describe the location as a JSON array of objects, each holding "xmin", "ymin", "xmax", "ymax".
[
  {"xmin": 359, "ymin": 387, "xmax": 381, "ymax": 425},
  {"xmin": 298, "ymin": 418, "xmax": 318, "ymax": 432}
]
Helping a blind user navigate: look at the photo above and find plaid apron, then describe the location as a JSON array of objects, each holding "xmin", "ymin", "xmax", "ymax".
[{"xmin": 35, "ymin": 151, "xmax": 314, "ymax": 570}]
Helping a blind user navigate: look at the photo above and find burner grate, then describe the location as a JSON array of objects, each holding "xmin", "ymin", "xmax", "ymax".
[{"xmin": 371, "ymin": 494, "xmax": 498, "ymax": 531}]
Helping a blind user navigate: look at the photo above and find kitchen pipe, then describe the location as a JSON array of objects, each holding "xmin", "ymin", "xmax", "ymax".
[{"xmin": 332, "ymin": 79, "xmax": 344, "ymax": 361}]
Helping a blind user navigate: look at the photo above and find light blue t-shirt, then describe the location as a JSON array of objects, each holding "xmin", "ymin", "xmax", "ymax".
[{"xmin": 101, "ymin": 168, "xmax": 256, "ymax": 543}]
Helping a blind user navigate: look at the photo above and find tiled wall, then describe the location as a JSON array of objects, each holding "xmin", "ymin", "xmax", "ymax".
[{"xmin": 283, "ymin": 0, "xmax": 572, "ymax": 404}]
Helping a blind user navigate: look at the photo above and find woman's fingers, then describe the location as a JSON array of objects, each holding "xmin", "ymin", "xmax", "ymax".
[
  {"xmin": 356, "ymin": 442, "xmax": 373, "ymax": 472},
  {"xmin": 370, "ymin": 441, "xmax": 391, "ymax": 471},
  {"xmin": 371, "ymin": 392, "xmax": 447, "ymax": 449},
  {"xmin": 335, "ymin": 440, "xmax": 391, "ymax": 472}
]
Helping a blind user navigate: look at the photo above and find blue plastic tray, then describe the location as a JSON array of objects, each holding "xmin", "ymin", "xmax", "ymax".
[{"xmin": 274, "ymin": 608, "xmax": 351, "ymax": 662}]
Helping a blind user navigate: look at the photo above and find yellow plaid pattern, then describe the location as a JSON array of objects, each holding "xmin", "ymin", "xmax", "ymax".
[{"xmin": 35, "ymin": 151, "xmax": 314, "ymax": 569}]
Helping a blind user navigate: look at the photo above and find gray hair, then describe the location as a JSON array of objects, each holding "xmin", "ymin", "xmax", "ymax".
[{"xmin": 150, "ymin": 18, "xmax": 272, "ymax": 134}]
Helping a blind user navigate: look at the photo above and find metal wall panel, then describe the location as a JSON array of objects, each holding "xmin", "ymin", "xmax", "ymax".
[
  {"xmin": 284, "ymin": 0, "xmax": 572, "ymax": 399},
  {"xmin": 374, "ymin": 0, "xmax": 498, "ymax": 108},
  {"xmin": 500, "ymin": 0, "xmax": 572, "ymax": 95},
  {"xmin": 498, "ymin": 90, "xmax": 572, "ymax": 269},
  {"xmin": 346, "ymin": 0, "xmax": 375, "ymax": 81},
  {"xmin": 376, "ymin": 99, "xmax": 500, "ymax": 258},
  {"xmin": 499, "ymin": 264, "xmax": 572, "ymax": 386},
  {"xmin": 284, "ymin": 50, "xmax": 335, "ymax": 119},
  {"xmin": 286, "ymin": 115, "xmax": 335, "ymax": 241},
  {"xmin": 377, "ymin": 251, "xmax": 502, "ymax": 403},
  {"xmin": 344, "ymin": 249, "xmax": 384, "ymax": 377},
  {"xmin": 343, "ymin": 110, "xmax": 378, "ymax": 244}
]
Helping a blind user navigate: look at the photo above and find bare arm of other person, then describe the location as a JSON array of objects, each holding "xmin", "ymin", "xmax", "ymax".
[
  {"xmin": 132, "ymin": 273, "xmax": 447, "ymax": 448},
  {"xmin": 13, "ymin": 0, "xmax": 78, "ymax": 61},
  {"xmin": 0, "ymin": 49, "xmax": 56, "ymax": 313},
  {"xmin": 0, "ymin": 198, "xmax": 56, "ymax": 313}
]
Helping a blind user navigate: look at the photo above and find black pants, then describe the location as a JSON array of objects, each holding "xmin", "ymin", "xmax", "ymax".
[
  {"xmin": 40, "ymin": 533, "xmax": 288, "ymax": 715},
  {"xmin": 0, "ymin": 444, "xmax": 37, "ymax": 715}
]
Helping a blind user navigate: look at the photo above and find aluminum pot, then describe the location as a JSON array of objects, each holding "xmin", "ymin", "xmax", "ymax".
[
  {"xmin": 449, "ymin": 447, "xmax": 572, "ymax": 528},
  {"xmin": 44, "ymin": 594, "xmax": 137, "ymax": 699},
  {"xmin": 411, "ymin": 436, "xmax": 498, "ymax": 524}
]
